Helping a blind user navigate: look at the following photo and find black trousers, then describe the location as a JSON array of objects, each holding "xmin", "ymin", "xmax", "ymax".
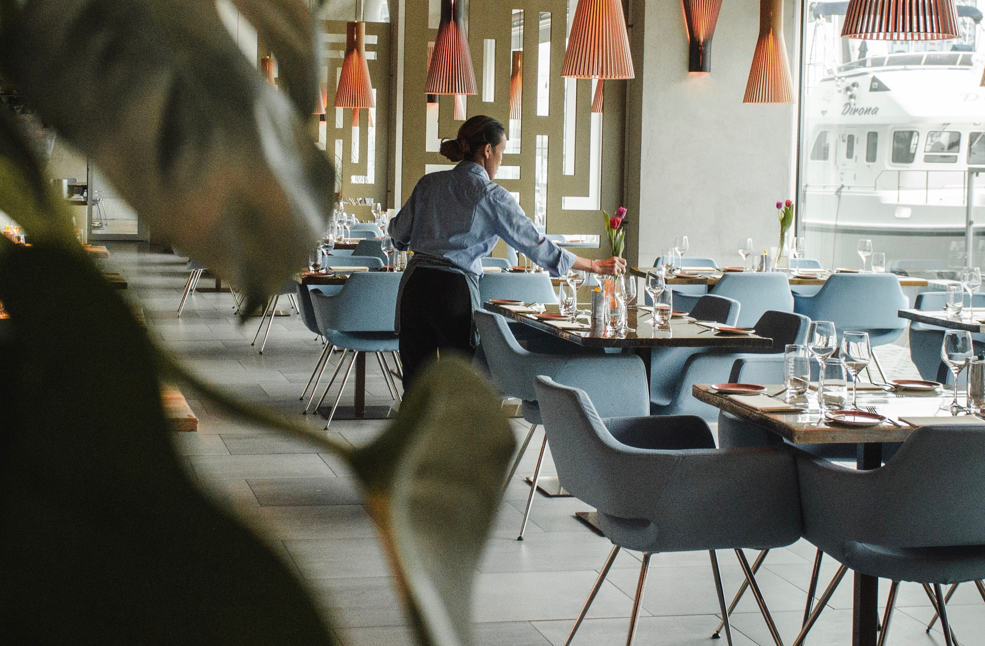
[{"xmin": 398, "ymin": 267, "xmax": 475, "ymax": 392}]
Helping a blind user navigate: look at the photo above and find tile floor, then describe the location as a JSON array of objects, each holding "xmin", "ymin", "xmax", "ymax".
[{"xmin": 108, "ymin": 242, "xmax": 976, "ymax": 646}]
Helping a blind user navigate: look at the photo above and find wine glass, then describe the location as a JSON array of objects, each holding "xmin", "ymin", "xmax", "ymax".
[
  {"xmin": 566, "ymin": 270, "xmax": 586, "ymax": 317},
  {"xmin": 372, "ymin": 203, "xmax": 384, "ymax": 226},
  {"xmin": 674, "ymin": 235, "xmax": 689, "ymax": 269},
  {"xmin": 857, "ymin": 239, "xmax": 873, "ymax": 272},
  {"xmin": 807, "ymin": 321, "xmax": 837, "ymax": 372},
  {"xmin": 319, "ymin": 224, "xmax": 337, "ymax": 262},
  {"xmin": 841, "ymin": 331, "xmax": 872, "ymax": 410},
  {"xmin": 624, "ymin": 275, "xmax": 638, "ymax": 308},
  {"xmin": 960, "ymin": 267, "xmax": 981, "ymax": 319},
  {"xmin": 558, "ymin": 281, "xmax": 576, "ymax": 320},
  {"xmin": 308, "ymin": 247, "xmax": 324, "ymax": 273},
  {"xmin": 381, "ymin": 236, "xmax": 395, "ymax": 270},
  {"xmin": 738, "ymin": 238, "xmax": 753, "ymax": 271},
  {"xmin": 942, "ymin": 330, "xmax": 974, "ymax": 413},
  {"xmin": 790, "ymin": 236, "xmax": 806, "ymax": 268},
  {"xmin": 645, "ymin": 272, "xmax": 665, "ymax": 312}
]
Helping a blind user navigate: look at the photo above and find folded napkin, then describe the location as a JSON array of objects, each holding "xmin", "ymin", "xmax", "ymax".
[
  {"xmin": 795, "ymin": 269, "xmax": 826, "ymax": 274},
  {"xmin": 729, "ymin": 394, "xmax": 804, "ymax": 413},
  {"xmin": 897, "ymin": 415, "xmax": 985, "ymax": 427},
  {"xmin": 328, "ymin": 266, "xmax": 369, "ymax": 272},
  {"xmin": 544, "ymin": 320, "xmax": 590, "ymax": 330},
  {"xmin": 686, "ymin": 267, "xmax": 718, "ymax": 273},
  {"xmin": 484, "ymin": 267, "xmax": 503, "ymax": 273},
  {"xmin": 499, "ymin": 304, "xmax": 538, "ymax": 313},
  {"xmin": 835, "ymin": 268, "xmax": 861, "ymax": 273}
]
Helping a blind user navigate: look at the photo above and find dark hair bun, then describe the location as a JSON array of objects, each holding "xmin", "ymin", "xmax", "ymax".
[{"xmin": 439, "ymin": 139, "xmax": 465, "ymax": 162}]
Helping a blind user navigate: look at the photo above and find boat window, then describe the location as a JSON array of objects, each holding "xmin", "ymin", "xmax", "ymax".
[
  {"xmin": 969, "ymin": 132, "xmax": 985, "ymax": 164},
  {"xmin": 924, "ymin": 130, "xmax": 960, "ymax": 163},
  {"xmin": 866, "ymin": 132, "xmax": 878, "ymax": 163},
  {"xmin": 926, "ymin": 53, "xmax": 960, "ymax": 66},
  {"xmin": 887, "ymin": 53, "xmax": 925, "ymax": 66},
  {"xmin": 891, "ymin": 131, "xmax": 919, "ymax": 164},
  {"xmin": 810, "ymin": 131, "xmax": 830, "ymax": 161},
  {"xmin": 845, "ymin": 134, "xmax": 855, "ymax": 159}
]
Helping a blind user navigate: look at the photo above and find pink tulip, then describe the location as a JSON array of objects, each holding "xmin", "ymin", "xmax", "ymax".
[
  {"xmin": 776, "ymin": 201, "xmax": 783, "ymax": 209},
  {"xmin": 615, "ymin": 206, "xmax": 627, "ymax": 221}
]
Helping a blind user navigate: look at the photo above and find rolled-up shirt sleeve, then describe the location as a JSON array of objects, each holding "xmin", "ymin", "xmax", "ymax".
[
  {"xmin": 388, "ymin": 189, "xmax": 416, "ymax": 251},
  {"xmin": 484, "ymin": 190, "xmax": 576, "ymax": 278}
]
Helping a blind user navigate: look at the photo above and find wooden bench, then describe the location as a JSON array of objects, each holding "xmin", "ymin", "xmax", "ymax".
[{"xmin": 162, "ymin": 385, "xmax": 198, "ymax": 432}]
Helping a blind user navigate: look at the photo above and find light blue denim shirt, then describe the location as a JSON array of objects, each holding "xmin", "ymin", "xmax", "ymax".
[{"xmin": 388, "ymin": 161, "xmax": 576, "ymax": 277}]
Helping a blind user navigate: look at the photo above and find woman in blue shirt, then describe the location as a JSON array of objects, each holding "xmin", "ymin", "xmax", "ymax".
[{"xmin": 389, "ymin": 115, "xmax": 626, "ymax": 389}]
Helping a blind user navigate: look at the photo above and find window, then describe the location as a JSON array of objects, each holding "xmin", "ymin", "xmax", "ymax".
[
  {"xmin": 924, "ymin": 130, "xmax": 960, "ymax": 163},
  {"xmin": 810, "ymin": 131, "xmax": 830, "ymax": 161},
  {"xmin": 891, "ymin": 131, "xmax": 919, "ymax": 164},
  {"xmin": 969, "ymin": 132, "xmax": 985, "ymax": 165},
  {"xmin": 865, "ymin": 132, "xmax": 878, "ymax": 163},
  {"xmin": 845, "ymin": 134, "xmax": 855, "ymax": 159}
]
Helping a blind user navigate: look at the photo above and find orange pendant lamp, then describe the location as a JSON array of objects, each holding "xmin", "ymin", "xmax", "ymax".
[
  {"xmin": 509, "ymin": 51, "xmax": 523, "ymax": 120},
  {"xmin": 561, "ymin": 0, "xmax": 635, "ymax": 114},
  {"xmin": 334, "ymin": 21, "xmax": 376, "ymax": 127},
  {"xmin": 842, "ymin": 0, "xmax": 960, "ymax": 40},
  {"xmin": 682, "ymin": 0, "xmax": 723, "ymax": 73},
  {"xmin": 426, "ymin": 43, "xmax": 438, "ymax": 105},
  {"xmin": 743, "ymin": 0, "xmax": 795, "ymax": 104},
  {"xmin": 425, "ymin": 0, "xmax": 477, "ymax": 97},
  {"xmin": 260, "ymin": 55, "xmax": 276, "ymax": 87}
]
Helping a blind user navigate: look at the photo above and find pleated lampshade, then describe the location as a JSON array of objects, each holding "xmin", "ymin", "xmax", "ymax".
[
  {"xmin": 743, "ymin": 0, "xmax": 795, "ymax": 104},
  {"xmin": 842, "ymin": 0, "xmax": 960, "ymax": 40},
  {"xmin": 561, "ymin": 0, "xmax": 635, "ymax": 113},
  {"xmin": 682, "ymin": 0, "xmax": 723, "ymax": 73},
  {"xmin": 334, "ymin": 22, "xmax": 375, "ymax": 110},
  {"xmin": 260, "ymin": 55, "xmax": 276, "ymax": 87},
  {"xmin": 313, "ymin": 86, "xmax": 326, "ymax": 116},
  {"xmin": 425, "ymin": 0, "xmax": 477, "ymax": 95},
  {"xmin": 509, "ymin": 51, "xmax": 523, "ymax": 120},
  {"xmin": 426, "ymin": 43, "xmax": 438, "ymax": 104}
]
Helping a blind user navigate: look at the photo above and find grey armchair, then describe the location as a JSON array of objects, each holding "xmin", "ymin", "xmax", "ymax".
[{"xmin": 534, "ymin": 376, "xmax": 801, "ymax": 646}]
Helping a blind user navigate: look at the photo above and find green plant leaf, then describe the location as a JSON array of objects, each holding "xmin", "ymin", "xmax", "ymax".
[
  {"xmin": 350, "ymin": 357, "xmax": 516, "ymax": 646},
  {"xmin": 0, "ymin": 0, "xmax": 334, "ymax": 303},
  {"xmin": 0, "ymin": 240, "xmax": 337, "ymax": 645},
  {"xmin": 229, "ymin": 0, "xmax": 318, "ymax": 113}
]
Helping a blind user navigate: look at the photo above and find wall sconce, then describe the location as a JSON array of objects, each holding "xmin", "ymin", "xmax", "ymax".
[
  {"xmin": 561, "ymin": 0, "xmax": 635, "ymax": 113},
  {"xmin": 842, "ymin": 0, "xmax": 960, "ymax": 40},
  {"xmin": 743, "ymin": 0, "xmax": 794, "ymax": 104},
  {"xmin": 509, "ymin": 51, "xmax": 523, "ymax": 120},
  {"xmin": 682, "ymin": 0, "xmax": 723, "ymax": 73},
  {"xmin": 426, "ymin": 0, "xmax": 477, "ymax": 120}
]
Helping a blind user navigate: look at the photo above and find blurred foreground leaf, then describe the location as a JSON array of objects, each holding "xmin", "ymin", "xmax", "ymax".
[
  {"xmin": 351, "ymin": 358, "xmax": 516, "ymax": 646},
  {"xmin": 0, "ymin": 240, "xmax": 336, "ymax": 644},
  {"xmin": 0, "ymin": 0, "xmax": 334, "ymax": 303}
]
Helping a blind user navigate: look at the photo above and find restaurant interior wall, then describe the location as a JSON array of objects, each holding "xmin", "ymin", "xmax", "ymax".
[{"xmin": 635, "ymin": 0, "xmax": 799, "ymax": 269}]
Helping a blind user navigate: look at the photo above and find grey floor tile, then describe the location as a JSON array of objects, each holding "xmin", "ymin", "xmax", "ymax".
[
  {"xmin": 221, "ymin": 430, "xmax": 336, "ymax": 455},
  {"xmin": 248, "ymin": 476, "xmax": 364, "ymax": 506},
  {"xmin": 169, "ymin": 432, "xmax": 230, "ymax": 456},
  {"xmin": 247, "ymin": 505, "xmax": 377, "ymax": 540},
  {"xmin": 475, "ymin": 621, "xmax": 554, "ymax": 646},
  {"xmin": 188, "ymin": 454, "xmax": 335, "ymax": 479},
  {"xmin": 286, "ymin": 537, "xmax": 391, "ymax": 580},
  {"xmin": 308, "ymin": 576, "xmax": 406, "ymax": 628},
  {"xmin": 333, "ymin": 625, "xmax": 414, "ymax": 646},
  {"xmin": 472, "ymin": 571, "xmax": 638, "ymax": 623},
  {"xmin": 478, "ymin": 531, "xmax": 634, "ymax": 574},
  {"xmin": 533, "ymin": 614, "xmax": 760, "ymax": 646}
]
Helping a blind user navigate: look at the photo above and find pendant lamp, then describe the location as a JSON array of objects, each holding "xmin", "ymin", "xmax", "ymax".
[
  {"xmin": 743, "ymin": 0, "xmax": 795, "ymax": 104},
  {"xmin": 841, "ymin": 0, "xmax": 960, "ymax": 40},
  {"xmin": 260, "ymin": 55, "xmax": 276, "ymax": 87},
  {"xmin": 561, "ymin": 0, "xmax": 635, "ymax": 114},
  {"xmin": 425, "ymin": 0, "xmax": 477, "ymax": 96},
  {"xmin": 509, "ymin": 51, "xmax": 523, "ymax": 120},
  {"xmin": 682, "ymin": 0, "xmax": 723, "ymax": 73},
  {"xmin": 426, "ymin": 43, "xmax": 438, "ymax": 105},
  {"xmin": 313, "ymin": 85, "xmax": 326, "ymax": 118},
  {"xmin": 334, "ymin": 21, "xmax": 376, "ymax": 127}
]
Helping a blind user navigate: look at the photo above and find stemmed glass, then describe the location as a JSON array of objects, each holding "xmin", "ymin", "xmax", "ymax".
[
  {"xmin": 611, "ymin": 276, "xmax": 629, "ymax": 335},
  {"xmin": 319, "ymin": 224, "xmax": 337, "ymax": 266},
  {"xmin": 841, "ymin": 331, "xmax": 872, "ymax": 410},
  {"xmin": 372, "ymin": 203, "xmax": 384, "ymax": 226},
  {"xmin": 942, "ymin": 330, "xmax": 974, "ymax": 413},
  {"xmin": 566, "ymin": 270, "xmax": 586, "ymax": 318},
  {"xmin": 790, "ymin": 236, "xmax": 806, "ymax": 269},
  {"xmin": 663, "ymin": 248, "xmax": 677, "ymax": 274},
  {"xmin": 624, "ymin": 275, "xmax": 638, "ymax": 309},
  {"xmin": 381, "ymin": 236, "xmax": 395, "ymax": 270},
  {"xmin": 674, "ymin": 235, "xmax": 689, "ymax": 270},
  {"xmin": 857, "ymin": 239, "xmax": 873, "ymax": 272},
  {"xmin": 645, "ymin": 271, "xmax": 665, "ymax": 313},
  {"xmin": 738, "ymin": 238, "xmax": 753, "ymax": 271},
  {"xmin": 807, "ymin": 321, "xmax": 837, "ymax": 372},
  {"xmin": 558, "ymin": 281, "xmax": 576, "ymax": 320},
  {"xmin": 960, "ymin": 267, "xmax": 981, "ymax": 319}
]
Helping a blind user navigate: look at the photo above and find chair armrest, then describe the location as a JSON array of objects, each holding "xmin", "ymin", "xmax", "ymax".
[
  {"xmin": 603, "ymin": 415, "xmax": 715, "ymax": 450},
  {"xmin": 727, "ymin": 354, "xmax": 786, "ymax": 384},
  {"xmin": 672, "ymin": 291, "xmax": 701, "ymax": 312}
]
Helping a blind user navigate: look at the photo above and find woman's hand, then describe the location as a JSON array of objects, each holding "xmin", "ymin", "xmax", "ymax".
[{"xmin": 591, "ymin": 256, "xmax": 627, "ymax": 276}]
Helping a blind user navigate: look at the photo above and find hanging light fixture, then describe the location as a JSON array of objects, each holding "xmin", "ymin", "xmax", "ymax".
[
  {"xmin": 841, "ymin": 0, "xmax": 960, "ymax": 40},
  {"xmin": 426, "ymin": 43, "xmax": 438, "ymax": 105},
  {"xmin": 509, "ymin": 51, "xmax": 523, "ymax": 120},
  {"xmin": 313, "ymin": 85, "xmax": 326, "ymax": 119},
  {"xmin": 743, "ymin": 0, "xmax": 795, "ymax": 104},
  {"xmin": 259, "ymin": 55, "xmax": 276, "ymax": 87},
  {"xmin": 334, "ymin": 21, "xmax": 375, "ymax": 127},
  {"xmin": 426, "ymin": 0, "xmax": 477, "ymax": 121},
  {"xmin": 682, "ymin": 0, "xmax": 723, "ymax": 73},
  {"xmin": 561, "ymin": 0, "xmax": 635, "ymax": 114}
]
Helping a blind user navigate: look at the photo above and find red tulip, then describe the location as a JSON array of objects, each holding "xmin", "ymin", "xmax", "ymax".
[
  {"xmin": 785, "ymin": 199, "xmax": 793, "ymax": 207},
  {"xmin": 610, "ymin": 217, "xmax": 620, "ymax": 230}
]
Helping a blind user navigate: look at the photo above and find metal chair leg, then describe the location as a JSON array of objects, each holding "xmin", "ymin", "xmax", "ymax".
[
  {"xmin": 935, "ymin": 583, "xmax": 957, "ymax": 646},
  {"xmin": 518, "ymin": 433, "xmax": 547, "ymax": 540},
  {"xmin": 300, "ymin": 342, "xmax": 333, "ymax": 402},
  {"xmin": 922, "ymin": 584, "xmax": 960, "ymax": 646},
  {"xmin": 258, "ymin": 295, "xmax": 279, "ymax": 353},
  {"xmin": 975, "ymin": 580, "xmax": 985, "ymax": 602},
  {"xmin": 877, "ymin": 581, "xmax": 900, "ymax": 646},
  {"xmin": 791, "ymin": 564, "xmax": 849, "ymax": 646},
  {"xmin": 251, "ymin": 297, "xmax": 274, "ymax": 345},
  {"xmin": 625, "ymin": 553, "xmax": 652, "ymax": 646},
  {"xmin": 190, "ymin": 268, "xmax": 203, "ymax": 292},
  {"xmin": 564, "ymin": 545, "xmax": 621, "ymax": 646},
  {"xmin": 177, "ymin": 270, "xmax": 197, "ymax": 316},
  {"xmin": 378, "ymin": 352, "xmax": 402, "ymax": 402},
  {"xmin": 713, "ymin": 549, "xmax": 770, "ymax": 638},
  {"xmin": 504, "ymin": 423, "xmax": 538, "ymax": 491},
  {"xmin": 734, "ymin": 549, "xmax": 784, "ymax": 646},
  {"xmin": 926, "ymin": 583, "xmax": 959, "ymax": 632},
  {"xmin": 392, "ymin": 351, "xmax": 403, "ymax": 378},
  {"xmin": 314, "ymin": 349, "xmax": 350, "ymax": 412},
  {"xmin": 288, "ymin": 293, "xmax": 299, "ymax": 313},
  {"xmin": 375, "ymin": 352, "xmax": 398, "ymax": 400},
  {"xmin": 803, "ymin": 548, "xmax": 824, "ymax": 628},
  {"xmin": 710, "ymin": 551, "xmax": 734, "ymax": 646},
  {"xmin": 325, "ymin": 352, "xmax": 358, "ymax": 429}
]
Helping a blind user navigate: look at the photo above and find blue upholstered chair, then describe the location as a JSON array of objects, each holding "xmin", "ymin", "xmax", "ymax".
[
  {"xmin": 177, "ymin": 259, "xmax": 206, "ymax": 316},
  {"xmin": 534, "ymin": 376, "xmax": 801, "ymax": 646},
  {"xmin": 474, "ymin": 310, "xmax": 644, "ymax": 539},
  {"xmin": 792, "ymin": 425, "xmax": 985, "ymax": 646},
  {"xmin": 676, "ymin": 273, "xmax": 795, "ymax": 328},
  {"xmin": 654, "ymin": 255, "xmax": 719, "ymax": 270},
  {"xmin": 250, "ymin": 282, "xmax": 303, "ymax": 354},
  {"xmin": 793, "ymin": 273, "xmax": 908, "ymax": 381},
  {"xmin": 309, "ymin": 273, "xmax": 401, "ymax": 428},
  {"xmin": 481, "ymin": 257, "xmax": 512, "ymax": 270},
  {"xmin": 650, "ymin": 310, "xmax": 809, "ymax": 420},
  {"xmin": 909, "ymin": 291, "xmax": 985, "ymax": 384},
  {"xmin": 324, "ymin": 256, "xmax": 384, "ymax": 270},
  {"xmin": 478, "ymin": 272, "xmax": 558, "ymax": 304},
  {"xmin": 348, "ymin": 223, "xmax": 383, "ymax": 239},
  {"xmin": 351, "ymin": 239, "xmax": 386, "ymax": 263},
  {"xmin": 790, "ymin": 258, "xmax": 824, "ymax": 270}
]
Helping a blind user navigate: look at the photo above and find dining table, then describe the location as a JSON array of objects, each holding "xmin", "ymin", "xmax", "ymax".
[
  {"xmin": 898, "ymin": 308, "xmax": 985, "ymax": 333},
  {"xmin": 630, "ymin": 267, "xmax": 929, "ymax": 288},
  {"xmin": 692, "ymin": 382, "xmax": 981, "ymax": 646}
]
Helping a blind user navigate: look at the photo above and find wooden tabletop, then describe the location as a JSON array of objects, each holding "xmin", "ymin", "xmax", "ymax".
[
  {"xmin": 630, "ymin": 267, "xmax": 928, "ymax": 287},
  {"xmin": 485, "ymin": 303, "xmax": 774, "ymax": 349},
  {"xmin": 691, "ymin": 384, "xmax": 975, "ymax": 444},
  {"xmin": 301, "ymin": 268, "xmax": 396, "ymax": 286},
  {"xmin": 83, "ymin": 244, "xmax": 110, "ymax": 258},
  {"xmin": 898, "ymin": 308, "xmax": 985, "ymax": 333}
]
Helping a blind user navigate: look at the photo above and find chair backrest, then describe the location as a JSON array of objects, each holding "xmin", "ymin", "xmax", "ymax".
[
  {"xmin": 752, "ymin": 310, "xmax": 811, "ymax": 352},
  {"xmin": 790, "ymin": 258, "xmax": 824, "ymax": 270},
  {"xmin": 349, "ymin": 223, "xmax": 383, "ymax": 239},
  {"xmin": 309, "ymin": 272, "xmax": 400, "ymax": 334},
  {"xmin": 478, "ymin": 272, "xmax": 558, "ymax": 304},
  {"xmin": 654, "ymin": 256, "xmax": 720, "ymax": 270},
  {"xmin": 186, "ymin": 258, "xmax": 207, "ymax": 271},
  {"xmin": 324, "ymin": 256, "xmax": 384, "ymax": 269},
  {"xmin": 294, "ymin": 281, "xmax": 320, "ymax": 336},
  {"xmin": 690, "ymin": 294, "xmax": 740, "ymax": 326},
  {"xmin": 481, "ymin": 257, "xmax": 512, "ymax": 270},
  {"xmin": 887, "ymin": 259, "xmax": 947, "ymax": 273},
  {"xmin": 710, "ymin": 273, "xmax": 794, "ymax": 328},
  {"xmin": 351, "ymin": 239, "xmax": 386, "ymax": 263},
  {"xmin": 793, "ymin": 273, "xmax": 907, "ymax": 343}
]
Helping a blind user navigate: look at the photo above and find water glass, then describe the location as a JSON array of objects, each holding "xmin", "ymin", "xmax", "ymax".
[
  {"xmin": 653, "ymin": 288, "xmax": 673, "ymax": 330},
  {"xmin": 857, "ymin": 239, "xmax": 873, "ymax": 272},
  {"xmin": 968, "ymin": 356, "xmax": 985, "ymax": 413},
  {"xmin": 784, "ymin": 344, "xmax": 811, "ymax": 397},
  {"xmin": 754, "ymin": 252, "xmax": 770, "ymax": 272},
  {"xmin": 871, "ymin": 253, "xmax": 886, "ymax": 273},
  {"xmin": 818, "ymin": 358, "xmax": 848, "ymax": 412},
  {"xmin": 558, "ymin": 281, "xmax": 576, "ymax": 319},
  {"xmin": 308, "ymin": 248, "xmax": 324, "ymax": 273},
  {"xmin": 608, "ymin": 277, "xmax": 628, "ymax": 334},
  {"xmin": 946, "ymin": 284, "xmax": 964, "ymax": 317}
]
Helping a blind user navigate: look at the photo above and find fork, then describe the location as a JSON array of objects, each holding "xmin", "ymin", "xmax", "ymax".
[{"xmin": 866, "ymin": 406, "xmax": 904, "ymax": 427}]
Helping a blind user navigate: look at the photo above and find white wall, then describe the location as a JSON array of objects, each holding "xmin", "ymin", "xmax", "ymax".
[{"xmin": 635, "ymin": 0, "xmax": 800, "ymax": 268}]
